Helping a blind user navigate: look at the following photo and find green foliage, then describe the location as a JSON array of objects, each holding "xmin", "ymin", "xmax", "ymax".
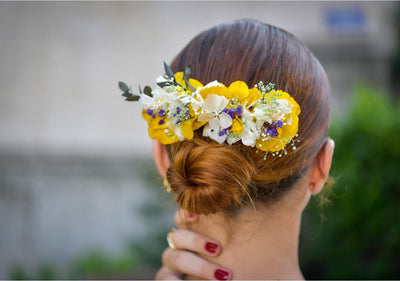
[
  {"xmin": 300, "ymin": 85, "xmax": 400, "ymax": 279},
  {"xmin": 9, "ymin": 264, "xmax": 56, "ymax": 280},
  {"xmin": 71, "ymin": 249, "xmax": 144, "ymax": 279}
]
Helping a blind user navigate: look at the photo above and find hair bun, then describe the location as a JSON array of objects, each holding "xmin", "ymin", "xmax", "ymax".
[{"xmin": 167, "ymin": 139, "xmax": 254, "ymax": 215}]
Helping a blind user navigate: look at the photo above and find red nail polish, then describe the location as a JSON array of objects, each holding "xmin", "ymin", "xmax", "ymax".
[
  {"xmin": 205, "ymin": 242, "xmax": 218, "ymax": 254},
  {"xmin": 214, "ymin": 269, "xmax": 229, "ymax": 280}
]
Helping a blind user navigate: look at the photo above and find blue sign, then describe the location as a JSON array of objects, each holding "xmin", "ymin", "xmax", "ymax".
[{"xmin": 325, "ymin": 6, "xmax": 367, "ymax": 33}]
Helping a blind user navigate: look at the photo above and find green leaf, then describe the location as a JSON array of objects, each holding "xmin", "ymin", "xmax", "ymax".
[
  {"xmin": 157, "ymin": 81, "xmax": 172, "ymax": 88},
  {"xmin": 121, "ymin": 92, "xmax": 140, "ymax": 101},
  {"xmin": 186, "ymin": 81, "xmax": 196, "ymax": 92},
  {"xmin": 183, "ymin": 65, "xmax": 191, "ymax": 82},
  {"xmin": 143, "ymin": 86, "xmax": 153, "ymax": 97},
  {"xmin": 125, "ymin": 95, "xmax": 140, "ymax": 101},
  {"xmin": 164, "ymin": 62, "xmax": 175, "ymax": 80},
  {"xmin": 118, "ymin": 81, "xmax": 129, "ymax": 92}
]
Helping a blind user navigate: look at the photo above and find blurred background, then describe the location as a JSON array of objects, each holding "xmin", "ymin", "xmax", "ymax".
[{"xmin": 0, "ymin": 1, "xmax": 399, "ymax": 279}]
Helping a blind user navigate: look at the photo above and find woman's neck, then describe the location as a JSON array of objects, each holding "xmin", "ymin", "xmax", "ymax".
[{"xmin": 188, "ymin": 198, "xmax": 306, "ymax": 279}]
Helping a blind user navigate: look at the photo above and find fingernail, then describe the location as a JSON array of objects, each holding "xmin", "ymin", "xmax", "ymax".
[
  {"xmin": 214, "ymin": 269, "xmax": 229, "ymax": 280},
  {"xmin": 205, "ymin": 242, "xmax": 219, "ymax": 254}
]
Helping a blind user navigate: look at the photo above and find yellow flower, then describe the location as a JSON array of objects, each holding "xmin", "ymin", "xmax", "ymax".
[
  {"xmin": 174, "ymin": 72, "xmax": 204, "ymax": 93},
  {"xmin": 198, "ymin": 82, "xmax": 230, "ymax": 100},
  {"xmin": 198, "ymin": 81, "xmax": 263, "ymax": 107},
  {"xmin": 228, "ymin": 81, "xmax": 262, "ymax": 106},
  {"xmin": 256, "ymin": 91, "xmax": 301, "ymax": 152},
  {"xmin": 189, "ymin": 104, "xmax": 207, "ymax": 131},
  {"xmin": 180, "ymin": 119, "xmax": 196, "ymax": 140},
  {"xmin": 142, "ymin": 109, "xmax": 179, "ymax": 145},
  {"xmin": 231, "ymin": 117, "xmax": 244, "ymax": 135}
]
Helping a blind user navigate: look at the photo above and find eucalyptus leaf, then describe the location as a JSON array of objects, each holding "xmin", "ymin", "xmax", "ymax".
[
  {"xmin": 164, "ymin": 62, "xmax": 175, "ymax": 80},
  {"xmin": 183, "ymin": 65, "xmax": 191, "ymax": 82},
  {"xmin": 121, "ymin": 91, "xmax": 140, "ymax": 102},
  {"xmin": 143, "ymin": 86, "xmax": 153, "ymax": 97},
  {"xmin": 125, "ymin": 95, "xmax": 140, "ymax": 101},
  {"xmin": 187, "ymin": 81, "xmax": 196, "ymax": 92},
  {"xmin": 157, "ymin": 81, "xmax": 172, "ymax": 88},
  {"xmin": 118, "ymin": 81, "xmax": 129, "ymax": 92}
]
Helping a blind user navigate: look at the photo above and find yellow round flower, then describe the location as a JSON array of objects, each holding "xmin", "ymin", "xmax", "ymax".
[
  {"xmin": 231, "ymin": 117, "xmax": 244, "ymax": 135},
  {"xmin": 198, "ymin": 82, "xmax": 230, "ymax": 100},
  {"xmin": 174, "ymin": 72, "xmax": 204, "ymax": 93},
  {"xmin": 255, "ymin": 91, "xmax": 301, "ymax": 152},
  {"xmin": 228, "ymin": 81, "xmax": 262, "ymax": 106},
  {"xmin": 142, "ymin": 109, "xmax": 179, "ymax": 145}
]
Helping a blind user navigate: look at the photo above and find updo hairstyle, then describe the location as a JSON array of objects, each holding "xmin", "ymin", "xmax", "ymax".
[{"xmin": 166, "ymin": 19, "xmax": 331, "ymax": 215}]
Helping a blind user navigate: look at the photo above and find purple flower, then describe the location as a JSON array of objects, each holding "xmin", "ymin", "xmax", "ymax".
[
  {"xmin": 235, "ymin": 106, "xmax": 243, "ymax": 116},
  {"xmin": 146, "ymin": 109, "xmax": 154, "ymax": 116},
  {"xmin": 176, "ymin": 107, "xmax": 181, "ymax": 114},
  {"xmin": 218, "ymin": 126, "xmax": 231, "ymax": 136},
  {"xmin": 265, "ymin": 126, "xmax": 278, "ymax": 137},
  {"xmin": 275, "ymin": 120, "xmax": 283, "ymax": 128},
  {"xmin": 158, "ymin": 119, "xmax": 165, "ymax": 125},
  {"xmin": 223, "ymin": 108, "xmax": 238, "ymax": 119},
  {"xmin": 158, "ymin": 109, "xmax": 165, "ymax": 117}
]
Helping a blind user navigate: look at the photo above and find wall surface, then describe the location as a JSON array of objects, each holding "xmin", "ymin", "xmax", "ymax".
[{"xmin": 0, "ymin": 1, "xmax": 394, "ymax": 156}]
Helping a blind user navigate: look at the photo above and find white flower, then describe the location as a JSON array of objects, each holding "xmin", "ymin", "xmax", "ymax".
[
  {"xmin": 227, "ymin": 134, "xmax": 241, "ymax": 145},
  {"xmin": 240, "ymin": 107, "xmax": 258, "ymax": 147},
  {"xmin": 202, "ymin": 112, "xmax": 232, "ymax": 144},
  {"xmin": 253, "ymin": 105, "xmax": 273, "ymax": 124},
  {"xmin": 155, "ymin": 75, "xmax": 168, "ymax": 83},
  {"xmin": 197, "ymin": 94, "xmax": 232, "ymax": 144},
  {"xmin": 198, "ymin": 94, "xmax": 229, "ymax": 122},
  {"xmin": 140, "ymin": 87, "xmax": 171, "ymax": 108},
  {"xmin": 273, "ymin": 99, "xmax": 293, "ymax": 121},
  {"xmin": 241, "ymin": 125, "xmax": 258, "ymax": 147}
]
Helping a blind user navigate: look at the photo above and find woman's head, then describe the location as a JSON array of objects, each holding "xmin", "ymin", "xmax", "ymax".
[{"xmin": 160, "ymin": 19, "xmax": 331, "ymax": 215}]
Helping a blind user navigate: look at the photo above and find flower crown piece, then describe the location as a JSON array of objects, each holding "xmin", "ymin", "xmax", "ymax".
[{"xmin": 119, "ymin": 63, "xmax": 301, "ymax": 158}]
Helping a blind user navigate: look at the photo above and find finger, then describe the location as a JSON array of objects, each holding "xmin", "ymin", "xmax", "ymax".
[
  {"xmin": 171, "ymin": 229, "xmax": 221, "ymax": 256},
  {"xmin": 155, "ymin": 266, "xmax": 183, "ymax": 280},
  {"xmin": 162, "ymin": 247, "xmax": 231, "ymax": 280}
]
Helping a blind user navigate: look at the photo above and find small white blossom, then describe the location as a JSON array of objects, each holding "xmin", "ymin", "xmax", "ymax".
[
  {"xmin": 198, "ymin": 94, "xmax": 229, "ymax": 122},
  {"xmin": 203, "ymin": 112, "xmax": 232, "ymax": 144}
]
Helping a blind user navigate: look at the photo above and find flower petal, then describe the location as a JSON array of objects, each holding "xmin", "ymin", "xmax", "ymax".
[
  {"xmin": 199, "ymin": 83, "xmax": 229, "ymax": 100},
  {"xmin": 218, "ymin": 112, "xmax": 233, "ymax": 129},
  {"xmin": 228, "ymin": 81, "xmax": 249, "ymax": 99},
  {"xmin": 231, "ymin": 118, "xmax": 244, "ymax": 135},
  {"xmin": 209, "ymin": 131, "xmax": 227, "ymax": 144},
  {"xmin": 203, "ymin": 94, "xmax": 229, "ymax": 113},
  {"xmin": 198, "ymin": 112, "xmax": 215, "ymax": 122},
  {"xmin": 208, "ymin": 117, "xmax": 220, "ymax": 130},
  {"xmin": 202, "ymin": 123, "xmax": 212, "ymax": 137},
  {"xmin": 241, "ymin": 132, "xmax": 257, "ymax": 147}
]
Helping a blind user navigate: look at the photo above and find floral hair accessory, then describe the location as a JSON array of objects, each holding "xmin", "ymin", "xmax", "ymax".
[{"xmin": 118, "ymin": 63, "xmax": 301, "ymax": 158}]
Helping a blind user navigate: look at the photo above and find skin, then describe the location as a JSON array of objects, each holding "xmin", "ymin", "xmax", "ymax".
[{"xmin": 154, "ymin": 139, "xmax": 335, "ymax": 279}]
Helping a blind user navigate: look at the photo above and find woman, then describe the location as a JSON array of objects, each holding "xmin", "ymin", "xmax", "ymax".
[{"xmin": 130, "ymin": 19, "xmax": 334, "ymax": 279}]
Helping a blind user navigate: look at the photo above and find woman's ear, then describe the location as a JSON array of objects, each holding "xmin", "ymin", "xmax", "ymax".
[
  {"xmin": 308, "ymin": 138, "xmax": 335, "ymax": 195},
  {"xmin": 152, "ymin": 140, "xmax": 171, "ymax": 178}
]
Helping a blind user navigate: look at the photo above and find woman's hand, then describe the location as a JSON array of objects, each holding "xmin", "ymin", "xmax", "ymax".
[{"xmin": 155, "ymin": 210, "xmax": 231, "ymax": 280}]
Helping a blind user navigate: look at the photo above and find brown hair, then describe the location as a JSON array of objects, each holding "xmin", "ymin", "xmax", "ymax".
[{"xmin": 166, "ymin": 19, "xmax": 330, "ymax": 215}]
